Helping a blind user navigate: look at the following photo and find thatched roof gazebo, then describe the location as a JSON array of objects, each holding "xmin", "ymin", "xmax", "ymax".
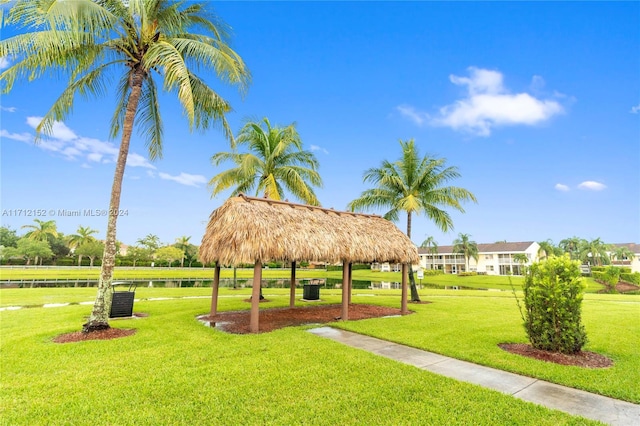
[{"xmin": 199, "ymin": 194, "xmax": 419, "ymax": 333}]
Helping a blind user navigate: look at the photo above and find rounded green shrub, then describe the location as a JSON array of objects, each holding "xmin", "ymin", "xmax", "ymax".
[{"xmin": 522, "ymin": 255, "xmax": 587, "ymax": 354}]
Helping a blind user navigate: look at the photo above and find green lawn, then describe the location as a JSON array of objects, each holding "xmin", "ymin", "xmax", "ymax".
[{"xmin": 0, "ymin": 290, "xmax": 609, "ymax": 425}]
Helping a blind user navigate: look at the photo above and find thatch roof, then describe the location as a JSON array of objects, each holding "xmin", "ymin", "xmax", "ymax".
[{"xmin": 200, "ymin": 194, "xmax": 418, "ymax": 266}]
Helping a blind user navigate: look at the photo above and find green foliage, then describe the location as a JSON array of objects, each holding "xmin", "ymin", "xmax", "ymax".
[
  {"xmin": 602, "ymin": 266, "xmax": 621, "ymax": 286},
  {"xmin": 209, "ymin": 117, "xmax": 322, "ymax": 205},
  {"xmin": 154, "ymin": 246, "xmax": 185, "ymax": 267},
  {"xmin": 590, "ymin": 266, "xmax": 606, "ymax": 272},
  {"xmin": 522, "ymin": 255, "xmax": 587, "ymax": 354},
  {"xmin": 326, "ymin": 263, "xmax": 371, "ymax": 272},
  {"xmin": 620, "ymin": 273, "xmax": 640, "ymax": 285},
  {"xmin": 0, "ymin": 226, "xmax": 19, "ymax": 248},
  {"xmin": 2, "ymin": 238, "xmax": 54, "ymax": 265},
  {"xmin": 75, "ymin": 240, "xmax": 105, "ymax": 267},
  {"xmin": 457, "ymin": 272, "xmax": 478, "ymax": 277}
]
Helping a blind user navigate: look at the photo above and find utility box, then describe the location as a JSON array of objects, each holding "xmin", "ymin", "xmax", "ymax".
[
  {"xmin": 110, "ymin": 282, "xmax": 137, "ymax": 318},
  {"xmin": 303, "ymin": 284, "xmax": 320, "ymax": 301}
]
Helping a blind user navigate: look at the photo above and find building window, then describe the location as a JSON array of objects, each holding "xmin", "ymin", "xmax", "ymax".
[
  {"xmin": 487, "ymin": 265, "xmax": 494, "ymax": 272},
  {"xmin": 485, "ymin": 254, "xmax": 493, "ymax": 260}
]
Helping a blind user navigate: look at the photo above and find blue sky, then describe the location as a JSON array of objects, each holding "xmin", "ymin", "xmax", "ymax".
[{"xmin": 1, "ymin": 1, "xmax": 639, "ymax": 248}]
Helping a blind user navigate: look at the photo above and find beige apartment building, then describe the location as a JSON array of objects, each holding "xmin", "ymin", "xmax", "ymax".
[{"xmin": 418, "ymin": 241, "xmax": 541, "ymax": 276}]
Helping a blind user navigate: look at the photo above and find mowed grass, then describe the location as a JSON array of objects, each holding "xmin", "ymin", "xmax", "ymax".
[{"xmin": 1, "ymin": 293, "xmax": 604, "ymax": 425}]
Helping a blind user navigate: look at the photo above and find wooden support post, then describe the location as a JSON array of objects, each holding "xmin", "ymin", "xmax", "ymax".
[
  {"xmin": 250, "ymin": 261, "xmax": 262, "ymax": 333},
  {"xmin": 401, "ymin": 263, "xmax": 408, "ymax": 315},
  {"xmin": 289, "ymin": 261, "xmax": 296, "ymax": 308},
  {"xmin": 341, "ymin": 261, "xmax": 349, "ymax": 320},
  {"xmin": 210, "ymin": 262, "xmax": 221, "ymax": 316},
  {"xmin": 348, "ymin": 262, "xmax": 353, "ymax": 304}
]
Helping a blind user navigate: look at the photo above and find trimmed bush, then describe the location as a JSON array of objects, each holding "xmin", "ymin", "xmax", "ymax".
[
  {"xmin": 621, "ymin": 272, "xmax": 640, "ymax": 285},
  {"xmin": 521, "ymin": 255, "xmax": 587, "ymax": 354}
]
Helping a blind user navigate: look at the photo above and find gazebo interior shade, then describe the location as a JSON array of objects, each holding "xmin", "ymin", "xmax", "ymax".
[{"xmin": 199, "ymin": 194, "xmax": 419, "ymax": 266}]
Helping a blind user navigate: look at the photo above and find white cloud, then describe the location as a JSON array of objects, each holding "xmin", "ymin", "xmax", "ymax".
[
  {"xmin": 0, "ymin": 129, "xmax": 32, "ymax": 142},
  {"xmin": 554, "ymin": 183, "xmax": 570, "ymax": 192},
  {"xmin": 630, "ymin": 104, "xmax": 640, "ymax": 114},
  {"xmin": 147, "ymin": 170, "xmax": 157, "ymax": 178},
  {"xmin": 310, "ymin": 144, "xmax": 329, "ymax": 154},
  {"xmin": 396, "ymin": 105, "xmax": 428, "ymax": 126},
  {"xmin": 578, "ymin": 181, "xmax": 606, "ymax": 191},
  {"xmin": 18, "ymin": 117, "xmax": 156, "ymax": 169},
  {"xmin": 87, "ymin": 153, "xmax": 103, "ymax": 162},
  {"xmin": 530, "ymin": 75, "xmax": 546, "ymax": 92},
  {"xmin": 420, "ymin": 67, "xmax": 564, "ymax": 136},
  {"xmin": 127, "ymin": 152, "xmax": 155, "ymax": 169},
  {"xmin": 1, "ymin": 106, "xmax": 17, "ymax": 112},
  {"xmin": 26, "ymin": 116, "xmax": 78, "ymax": 141},
  {"xmin": 0, "ymin": 56, "xmax": 10, "ymax": 70},
  {"xmin": 158, "ymin": 172, "xmax": 207, "ymax": 187}
]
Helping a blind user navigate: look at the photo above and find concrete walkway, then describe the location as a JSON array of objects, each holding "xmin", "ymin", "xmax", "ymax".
[{"xmin": 308, "ymin": 327, "xmax": 640, "ymax": 426}]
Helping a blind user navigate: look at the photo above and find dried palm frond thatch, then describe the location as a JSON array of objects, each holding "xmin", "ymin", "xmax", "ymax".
[{"xmin": 200, "ymin": 194, "xmax": 418, "ymax": 266}]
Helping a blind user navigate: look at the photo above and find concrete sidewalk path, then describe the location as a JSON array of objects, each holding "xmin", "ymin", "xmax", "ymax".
[{"xmin": 308, "ymin": 326, "xmax": 639, "ymax": 426}]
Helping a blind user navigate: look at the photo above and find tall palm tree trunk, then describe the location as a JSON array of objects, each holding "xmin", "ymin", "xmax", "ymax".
[
  {"xmin": 406, "ymin": 213, "xmax": 421, "ymax": 302},
  {"xmin": 83, "ymin": 70, "xmax": 145, "ymax": 332}
]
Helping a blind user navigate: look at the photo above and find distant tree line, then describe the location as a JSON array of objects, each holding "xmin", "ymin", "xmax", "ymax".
[{"xmin": 0, "ymin": 221, "xmax": 209, "ymax": 268}]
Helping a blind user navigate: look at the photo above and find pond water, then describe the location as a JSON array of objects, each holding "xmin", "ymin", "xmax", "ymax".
[{"xmin": 0, "ymin": 278, "xmax": 484, "ymax": 291}]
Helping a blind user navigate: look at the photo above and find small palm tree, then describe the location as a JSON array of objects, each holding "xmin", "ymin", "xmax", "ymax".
[
  {"xmin": 348, "ymin": 139, "xmax": 477, "ymax": 301},
  {"xmin": 452, "ymin": 233, "xmax": 478, "ymax": 273},
  {"xmin": 67, "ymin": 225, "xmax": 99, "ymax": 266},
  {"xmin": 174, "ymin": 236, "xmax": 191, "ymax": 267},
  {"xmin": 560, "ymin": 237, "xmax": 584, "ymax": 260},
  {"xmin": 21, "ymin": 219, "xmax": 58, "ymax": 242},
  {"xmin": 579, "ymin": 238, "xmax": 610, "ymax": 266},
  {"xmin": 612, "ymin": 247, "xmax": 635, "ymax": 264},
  {"xmin": 209, "ymin": 117, "xmax": 323, "ymax": 205},
  {"xmin": 20, "ymin": 219, "xmax": 58, "ymax": 265},
  {"xmin": 537, "ymin": 240, "xmax": 558, "ymax": 260},
  {"xmin": 512, "ymin": 253, "xmax": 529, "ymax": 275},
  {"xmin": 420, "ymin": 236, "xmax": 438, "ymax": 271},
  {"xmin": 1, "ymin": 0, "xmax": 250, "ymax": 332}
]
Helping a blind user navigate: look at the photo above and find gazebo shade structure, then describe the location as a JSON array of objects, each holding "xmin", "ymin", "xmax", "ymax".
[{"xmin": 199, "ymin": 194, "xmax": 419, "ymax": 332}]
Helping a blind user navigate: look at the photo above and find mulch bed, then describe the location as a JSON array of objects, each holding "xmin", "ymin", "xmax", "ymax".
[
  {"xmin": 53, "ymin": 328, "xmax": 136, "ymax": 343},
  {"xmin": 198, "ymin": 303, "xmax": 409, "ymax": 334},
  {"xmin": 499, "ymin": 343, "xmax": 613, "ymax": 368}
]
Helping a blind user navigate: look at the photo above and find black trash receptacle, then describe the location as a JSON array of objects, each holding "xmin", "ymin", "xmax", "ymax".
[
  {"xmin": 303, "ymin": 284, "xmax": 320, "ymax": 301},
  {"xmin": 110, "ymin": 282, "xmax": 137, "ymax": 318}
]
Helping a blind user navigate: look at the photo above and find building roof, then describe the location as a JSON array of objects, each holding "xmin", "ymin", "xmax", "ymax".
[
  {"xmin": 199, "ymin": 194, "xmax": 419, "ymax": 266},
  {"xmin": 418, "ymin": 241, "xmax": 536, "ymax": 255},
  {"xmin": 610, "ymin": 243, "xmax": 640, "ymax": 254}
]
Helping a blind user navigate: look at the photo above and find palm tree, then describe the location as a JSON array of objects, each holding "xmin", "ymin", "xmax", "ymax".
[
  {"xmin": 512, "ymin": 253, "xmax": 529, "ymax": 275},
  {"xmin": 209, "ymin": 117, "xmax": 323, "ymax": 205},
  {"xmin": 1, "ymin": 0, "xmax": 250, "ymax": 332},
  {"xmin": 67, "ymin": 225, "xmax": 99, "ymax": 266},
  {"xmin": 452, "ymin": 233, "xmax": 479, "ymax": 273},
  {"xmin": 420, "ymin": 236, "xmax": 438, "ymax": 271},
  {"xmin": 537, "ymin": 239, "xmax": 558, "ymax": 260},
  {"xmin": 21, "ymin": 219, "xmax": 58, "ymax": 265},
  {"xmin": 174, "ymin": 235, "xmax": 191, "ymax": 267},
  {"xmin": 579, "ymin": 238, "xmax": 610, "ymax": 266},
  {"xmin": 612, "ymin": 246, "xmax": 635, "ymax": 264},
  {"xmin": 21, "ymin": 219, "xmax": 58, "ymax": 242},
  {"xmin": 559, "ymin": 236, "xmax": 584, "ymax": 260},
  {"xmin": 137, "ymin": 234, "xmax": 161, "ymax": 252},
  {"xmin": 348, "ymin": 139, "xmax": 477, "ymax": 302}
]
